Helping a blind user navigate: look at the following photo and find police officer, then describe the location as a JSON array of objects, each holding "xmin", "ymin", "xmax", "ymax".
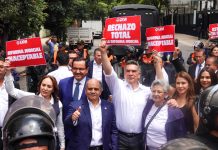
[
  {"xmin": 162, "ymin": 85, "xmax": 218, "ymax": 150},
  {"xmin": 3, "ymin": 95, "xmax": 57, "ymax": 150}
]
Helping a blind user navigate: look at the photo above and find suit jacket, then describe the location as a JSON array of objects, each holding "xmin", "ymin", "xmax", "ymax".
[
  {"xmin": 188, "ymin": 64, "xmax": 198, "ymax": 79},
  {"xmin": 59, "ymin": 76, "xmax": 88, "ymax": 140},
  {"xmin": 65, "ymin": 99, "xmax": 118, "ymax": 150},
  {"xmin": 87, "ymin": 60, "xmax": 111, "ymax": 99}
]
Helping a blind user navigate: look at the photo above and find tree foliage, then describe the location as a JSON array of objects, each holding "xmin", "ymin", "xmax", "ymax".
[{"xmin": 0, "ymin": 0, "xmax": 47, "ymax": 43}]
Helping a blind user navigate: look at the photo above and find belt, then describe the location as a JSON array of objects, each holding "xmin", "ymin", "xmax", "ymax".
[
  {"xmin": 118, "ymin": 130, "xmax": 142, "ymax": 137},
  {"xmin": 89, "ymin": 145, "xmax": 103, "ymax": 150}
]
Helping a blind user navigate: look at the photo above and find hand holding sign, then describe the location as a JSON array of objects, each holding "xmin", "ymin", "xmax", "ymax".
[
  {"xmin": 72, "ymin": 106, "xmax": 81, "ymax": 121},
  {"xmin": 4, "ymin": 58, "xmax": 13, "ymax": 76}
]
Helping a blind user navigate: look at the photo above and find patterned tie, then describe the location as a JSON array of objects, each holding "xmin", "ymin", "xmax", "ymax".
[{"xmin": 73, "ymin": 82, "xmax": 80, "ymax": 101}]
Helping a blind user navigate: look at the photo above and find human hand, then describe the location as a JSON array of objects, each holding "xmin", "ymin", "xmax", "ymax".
[
  {"xmin": 173, "ymin": 47, "xmax": 180, "ymax": 59},
  {"xmin": 167, "ymin": 99, "xmax": 179, "ymax": 107},
  {"xmin": 71, "ymin": 106, "xmax": 81, "ymax": 121},
  {"xmin": 99, "ymin": 38, "xmax": 108, "ymax": 53},
  {"xmin": 4, "ymin": 58, "xmax": 13, "ymax": 76}
]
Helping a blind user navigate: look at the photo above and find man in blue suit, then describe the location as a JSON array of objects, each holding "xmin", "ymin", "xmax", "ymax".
[
  {"xmin": 87, "ymin": 48, "xmax": 111, "ymax": 100},
  {"xmin": 59, "ymin": 57, "xmax": 89, "ymax": 145},
  {"xmin": 65, "ymin": 79, "xmax": 117, "ymax": 150}
]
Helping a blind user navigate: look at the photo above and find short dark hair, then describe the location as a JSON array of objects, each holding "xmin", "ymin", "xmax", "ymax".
[
  {"xmin": 72, "ymin": 57, "xmax": 89, "ymax": 68},
  {"xmin": 56, "ymin": 51, "xmax": 69, "ymax": 66},
  {"xmin": 125, "ymin": 60, "xmax": 141, "ymax": 72},
  {"xmin": 94, "ymin": 48, "xmax": 101, "ymax": 55},
  {"xmin": 207, "ymin": 56, "xmax": 218, "ymax": 66}
]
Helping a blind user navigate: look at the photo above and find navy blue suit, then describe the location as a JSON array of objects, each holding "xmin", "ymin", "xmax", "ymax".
[
  {"xmin": 59, "ymin": 76, "xmax": 89, "ymax": 142},
  {"xmin": 87, "ymin": 60, "xmax": 111, "ymax": 100},
  {"xmin": 65, "ymin": 99, "xmax": 118, "ymax": 150},
  {"xmin": 188, "ymin": 64, "xmax": 197, "ymax": 79}
]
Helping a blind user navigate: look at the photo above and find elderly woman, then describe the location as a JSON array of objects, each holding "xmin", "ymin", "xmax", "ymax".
[{"xmin": 142, "ymin": 80, "xmax": 186, "ymax": 150}]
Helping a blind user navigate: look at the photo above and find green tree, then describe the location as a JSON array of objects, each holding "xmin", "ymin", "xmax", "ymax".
[{"xmin": 0, "ymin": 0, "xmax": 47, "ymax": 45}]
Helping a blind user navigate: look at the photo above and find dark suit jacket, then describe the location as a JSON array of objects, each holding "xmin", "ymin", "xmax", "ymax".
[
  {"xmin": 65, "ymin": 99, "xmax": 118, "ymax": 150},
  {"xmin": 59, "ymin": 76, "xmax": 88, "ymax": 140},
  {"xmin": 87, "ymin": 60, "xmax": 111, "ymax": 99},
  {"xmin": 188, "ymin": 64, "xmax": 198, "ymax": 79}
]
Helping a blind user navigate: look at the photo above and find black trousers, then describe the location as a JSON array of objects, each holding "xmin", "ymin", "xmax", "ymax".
[{"xmin": 118, "ymin": 131, "xmax": 144, "ymax": 150}]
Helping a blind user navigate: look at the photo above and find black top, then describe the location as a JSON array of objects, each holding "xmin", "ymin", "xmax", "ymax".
[{"xmin": 180, "ymin": 105, "xmax": 194, "ymax": 134}]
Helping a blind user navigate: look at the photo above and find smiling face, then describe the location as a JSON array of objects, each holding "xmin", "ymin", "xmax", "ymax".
[
  {"xmin": 124, "ymin": 64, "xmax": 140, "ymax": 85},
  {"xmin": 151, "ymin": 84, "xmax": 165, "ymax": 105},
  {"xmin": 39, "ymin": 77, "xmax": 54, "ymax": 99},
  {"xmin": 211, "ymin": 47, "xmax": 218, "ymax": 57},
  {"xmin": 200, "ymin": 71, "xmax": 212, "ymax": 89},
  {"xmin": 72, "ymin": 60, "xmax": 88, "ymax": 81},
  {"xmin": 176, "ymin": 77, "xmax": 189, "ymax": 95}
]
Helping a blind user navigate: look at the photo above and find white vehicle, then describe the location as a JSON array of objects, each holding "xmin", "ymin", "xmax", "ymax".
[
  {"xmin": 67, "ymin": 27, "xmax": 93, "ymax": 48},
  {"xmin": 82, "ymin": 20, "xmax": 103, "ymax": 38}
]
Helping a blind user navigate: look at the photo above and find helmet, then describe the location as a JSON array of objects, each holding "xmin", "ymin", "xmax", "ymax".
[
  {"xmin": 193, "ymin": 40, "xmax": 204, "ymax": 49},
  {"xmin": 199, "ymin": 85, "xmax": 218, "ymax": 131},
  {"xmin": 161, "ymin": 138, "xmax": 211, "ymax": 150},
  {"xmin": 3, "ymin": 95, "xmax": 57, "ymax": 150}
]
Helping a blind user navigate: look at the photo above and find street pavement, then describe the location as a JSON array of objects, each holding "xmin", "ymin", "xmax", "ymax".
[{"xmin": 16, "ymin": 34, "xmax": 207, "ymax": 90}]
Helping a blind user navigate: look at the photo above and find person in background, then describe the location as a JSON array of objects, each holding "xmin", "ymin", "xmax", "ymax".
[
  {"xmin": 74, "ymin": 40, "xmax": 89, "ymax": 61},
  {"xmin": 65, "ymin": 79, "xmax": 117, "ymax": 150},
  {"xmin": 68, "ymin": 50, "xmax": 78, "ymax": 70},
  {"xmin": 210, "ymin": 46, "xmax": 218, "ymax": 57},
  {"xmin": 187, "ymin": 41, "xmax": 204, "ymax": 65},
  {"xmin": 87, "ymin": 48, "xmax": 111, "ymax": 100},
  {"xmin": 48, "ymin": 51, "xmax": 72, "ymax": 84},
  {"xmin": 188, "ymin": 48, "xmax": 206, "ymax": 81},
  {"xmin": 142, "ymin": 80, "xmax": 186, "ymax": 149}
]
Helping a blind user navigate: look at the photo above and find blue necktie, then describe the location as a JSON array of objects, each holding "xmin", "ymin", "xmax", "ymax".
[
  {"xmin": 73, "ymin": 82, "xmax": 80, "ymax": 101},
  {"xmin": 197, "ymin": 64, "xmax": 202, "ymax": 77}
]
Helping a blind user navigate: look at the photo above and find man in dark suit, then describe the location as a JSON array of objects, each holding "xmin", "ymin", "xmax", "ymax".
[
  {"xmin": 87, "ymin": 48, "xmax": 111, "ymax": 100},
  {"xmin": 205, "ymin": 56, "xmax": 218, "ymax": 78},
  {"xmin": 65, "ymin": 79, "xmax": 117, "ymax": 150},
  {"xmin": 188, "ymin": 49, "xmax": 206, "ymax": 80},
  {"xmin": 59, "ymin": 57, "xmax": 89, "ymax": 145}
]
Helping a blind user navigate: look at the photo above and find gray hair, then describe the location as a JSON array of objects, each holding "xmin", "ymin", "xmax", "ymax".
[{"xmin": 151, "ymin": 79, "xmax": 169, "ymax": 93}]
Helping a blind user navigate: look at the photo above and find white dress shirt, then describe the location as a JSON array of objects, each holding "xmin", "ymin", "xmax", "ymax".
[
  {"xmin": 155, "ymin": 67, "xmax": 169, "ymax": 83},
  {"xmin": 145, "ymin": 104, "xmax": 168, "ymax": 149},
  {"xmin": 72, "ymin": 77, "xmax": 86, "ymax": 100},
  {"xmin": 48, "ymin": 66, "xmax": 73, "ymax": 84},
  {"xmin": 104, "ymin": 69, "xmax": 151, "ymax": 133},
  {"xmin": 88, "ymin": 99, "xmax": 103, "ymax": 146},
  {"xmin": 195, "ymin": 61, "xmax": 205, "ymax": 79},
  {"xmin": 0, "ymin": 82, "xmax": 9, "ymax": 127},
  {"xmin": 92, "ymin": 60, "xmax": 103, "ymax": 82}
]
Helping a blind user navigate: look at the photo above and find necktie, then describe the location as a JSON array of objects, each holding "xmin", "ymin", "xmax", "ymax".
[
  {"xmin": 197, "ymin": 64, "xmax": 202, "ymax": 77},
  {"xmin": 73, "ymin": 82, "xmax": 80, "ymax": 101}
]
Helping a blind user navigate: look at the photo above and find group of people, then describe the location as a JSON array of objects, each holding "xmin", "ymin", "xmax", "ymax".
[{"xmin": 0, "ymin": 37, "xmax": 218, "ymax": 150}]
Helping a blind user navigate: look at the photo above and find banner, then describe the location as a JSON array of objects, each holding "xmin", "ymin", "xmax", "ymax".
[
  {"xmin": 6, "ymin": 37, "xmax": 46, "ymax": 67},
  {"xmin": 103, "ymin": 16, "xmax": 141, "ymax": 45},
  {"xmin": 146, "ymin": 25, "xmax": 175, "ymax": 52},
  {"xmin": 209, "ymin": 23, "xmax": 218, "ymax": 40}
]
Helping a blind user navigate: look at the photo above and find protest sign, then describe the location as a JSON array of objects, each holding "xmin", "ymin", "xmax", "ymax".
[
  {"xmin": 146, "ymin": 25, "xmax": 175, "ymax": 52},
  {"xmin": 6, "ymin": 37, "xmax": 46, "ymax": 67},
  {"xmin": 103, "ymin": 15, "xmax": 141, "ymax": 45},
  {"xmin": 209, "ymin": 23, "xmax": 218, "ymax": 40}
]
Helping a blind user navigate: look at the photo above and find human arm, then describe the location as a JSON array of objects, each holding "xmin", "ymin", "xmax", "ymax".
[
  {"xmin": 4, "ymin": 70, "xmax": 34, "ymax": 99},
  {"xmin": 45, "ymin": 37, "xmax": 52, "ymax": 45},
  {"xmin": 64, "ymin": 102, "xmax": 81, "ymax": 126},
  {"xmin": 56, "ymin": 105, "xmax": 65, "ymax": 149},
  {"xmin": 192, "ymin": 105, "xmax": 199, "ymax": 132},
  {"xmin": 99, "ymin": 38, "xmax": 112, "ymax": 75}
]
